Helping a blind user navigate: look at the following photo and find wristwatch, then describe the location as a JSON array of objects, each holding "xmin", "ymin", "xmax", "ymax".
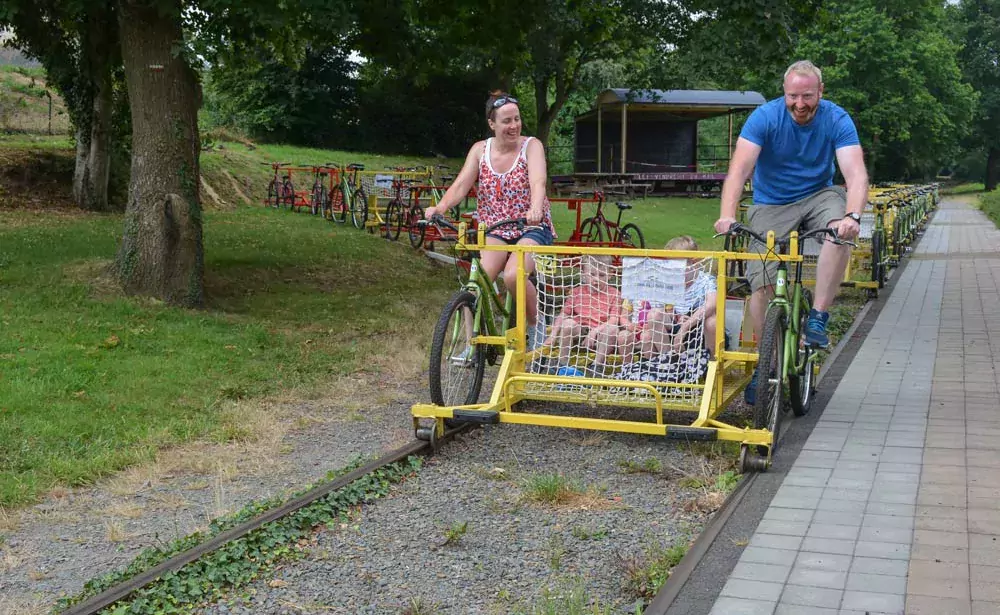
[{"xmin": 845, "ymin": 212, "xmax": 862, "ymax": 224}]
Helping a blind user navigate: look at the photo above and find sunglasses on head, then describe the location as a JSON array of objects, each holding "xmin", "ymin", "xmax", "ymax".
[{"xmin": 492, "ymin": 96, "xmax": 518, "ymax": 108}]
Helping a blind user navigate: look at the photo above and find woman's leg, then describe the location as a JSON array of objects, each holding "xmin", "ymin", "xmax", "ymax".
[{"xmin": 510, "ymin": 237, "xmax": 543, "ymax": 325}]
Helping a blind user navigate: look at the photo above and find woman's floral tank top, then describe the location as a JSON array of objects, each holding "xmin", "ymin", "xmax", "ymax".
[{"xmin": 477, "ymin": 137, "xmax": 555, "ymax": 240}]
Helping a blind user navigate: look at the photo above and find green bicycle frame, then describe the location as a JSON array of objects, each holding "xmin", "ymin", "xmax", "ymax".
[
  {"xmin": 461, "ymin": 255, "xmax": 515, "ymax": 344},
  {"xmin": 771, "ymin": 257, "xmax": 811, "ymax": 382}
]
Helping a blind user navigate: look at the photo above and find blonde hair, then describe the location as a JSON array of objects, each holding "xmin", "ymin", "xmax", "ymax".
[
  {"xmin": 784, "ymin": 60, "xmax": 823, "ymax": 86},
  {"xmin": 664, "ymin": 235, "xmax": 698, "ymax": 251}
]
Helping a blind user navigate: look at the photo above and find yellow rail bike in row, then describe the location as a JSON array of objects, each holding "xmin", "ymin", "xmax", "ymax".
[{"xmin": 410, "ymin": 217, "xmax": 819, "ymax": 472}]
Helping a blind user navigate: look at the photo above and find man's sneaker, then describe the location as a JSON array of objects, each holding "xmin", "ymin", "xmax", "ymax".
[
  {"xmin": 805, "ymin": 309, "xmax": 831, "ymax": 348},
  {"xmin": 744, "ymin": 370, "xmax": 758, "ymax": 405}
]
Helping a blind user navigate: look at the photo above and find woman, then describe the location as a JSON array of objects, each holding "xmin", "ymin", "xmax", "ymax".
[{"xmin": 425, "ymin": 92, "xmax": 556, "ymax": 324}]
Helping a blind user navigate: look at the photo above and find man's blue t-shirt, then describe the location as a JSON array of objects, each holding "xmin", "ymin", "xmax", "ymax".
[{"xmin": 740, "ymin": 98, "xmax": 860, "ymax": 205}]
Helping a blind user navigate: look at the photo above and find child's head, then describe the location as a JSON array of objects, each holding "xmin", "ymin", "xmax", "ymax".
[
  {"xmin": 665, "ymin": 236, "xmax": 700, "ymax": 284},
  {"xmin": 580, "ymin": 254, "xmax": 613, "ymax": 288},
  {"xmin": 664, "ymin": 235, "xmax": 698, "ymax": 251}
]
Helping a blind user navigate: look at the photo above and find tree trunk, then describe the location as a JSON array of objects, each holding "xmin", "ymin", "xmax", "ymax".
[
  {"xmin": 83, "ymin": 62, "xmax": 114, "ymax": 211},
  {"xmin": 115, "ymin": 0, "xmax": 203, "ymax": 307},
  {"xmin": 534, "ymin": 78, "xmax": 571, "ymax": 148},
  {"xmin": 987, "ymin": 146, "xmax": 999, "ymax": 192},
  {"xmin": 73, "ymin": 126, "xmax": 90, "ymax": 205}
]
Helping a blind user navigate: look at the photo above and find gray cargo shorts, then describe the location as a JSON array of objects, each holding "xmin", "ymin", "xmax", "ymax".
[{"xmin": 745, "ymin": 186, "xmax": 847, "ymax": 292}]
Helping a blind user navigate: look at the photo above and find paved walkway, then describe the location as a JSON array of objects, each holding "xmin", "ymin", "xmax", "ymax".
[{"xmin": 708, "ymin": 198, "xmax": 1000, "ymax": 615}]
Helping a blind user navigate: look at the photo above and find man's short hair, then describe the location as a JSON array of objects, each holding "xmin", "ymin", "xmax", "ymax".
[{"xmin": 783, "ymin": 60, "xmax": 823, "ymax": 86}]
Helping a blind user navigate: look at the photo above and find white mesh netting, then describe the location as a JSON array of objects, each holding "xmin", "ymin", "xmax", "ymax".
[{"xmin": 526, "ymin": 252, "xmax": 716, "ymax": 409}]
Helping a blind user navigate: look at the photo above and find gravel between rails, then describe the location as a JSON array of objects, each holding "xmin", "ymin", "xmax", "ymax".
[{"xmin": 199, "ymin": 403, "xmax": 748, "ymax": 615}]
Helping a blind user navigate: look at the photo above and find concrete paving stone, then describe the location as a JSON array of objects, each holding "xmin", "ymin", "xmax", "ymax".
[
  {"xmin": 774, "ymin": 605, "xmax": 838, "ymax": 615},
  {"xmin": 741, "ymin": 546, "xmax": 800, "ymax": 567},
  {"xmin": 805, "ymin": 523, "xmax": 860, "ymax": 542},
  {"xmin": 874, "ymin": 471, "xmax": 920, "ymax": 486},
  {"xmin": 764, "ymin": 507, "xmax": 815, "ymax": 523},
  {"xmin": 758, "ymin": 520, "xmax": 811, "ymax": 537},
  {"xmin": 776, "ymin": 485, "xmax": 826, "ymax": 501},
  {"xmin": 854, "ymin": 541, "xmax": 910, "ymax": 560},
  {"xmin": 817, "ymin": 497, "xmax": 868, "ymax": 514},
  {"xmin": 823, "ymin": 488, "xmax": 871, "ymax": 502},
  {"xmin": 862, "ymin": 514, "xmax": 914, "ymax": 531},
  {"xmin": 967, "ymin": 435, "xmax": 1000, "ymax": 450},
  {"xmin": 830, "ymin": 468, "xmax": 878, "ymax": 481},
  {"xmin": 971, "ymin": 565, "xmax": 1000, "ymax": 602},
  {"xmin": 731, "ymin": 561, "xmax": 792, "ymax": 584},
  {"xmin": 884, "ymin": 435, "xmax": 925, "ymax": 448},
  {"xmin": 779, "ymin": 585, "xmax": 843, "ymax": 609},
  {"xmin": 880, "ymin": 447, "xmax": 924, "ymax": 464},
  {"xmin": 913, "ymin": 529, "xmax": 968, "ymax": 549},
  {"xmin": 841, "ymin": 590, "xmax": 905, "ymax": 613},
  {"xmin": 968, "ymin": 487, "xmax": 1000, "ymax": 508},
  {"xmin": 859, "ymin": 526, "xmax": 912, "ymax": 545},
  {"xmin": 926, "ymin": 433, "xmax": 969, "ymax": 449},
  {"xmin": 771, "ymin": 494, "xmax": 823, "ymax": 510},
  {"xmin": 801, "ymin": 537, "xmax": 857, "ymax": 556},
  {"xmin": 710, "ymin": 596, "xmax": 778, "ymax": 615},
  {"xmin": 825, "ymin": 479, "xmax": 873, "ymax": 491},
  {"xmin": 967, "ymin": 468, "xmax": 1000, "ymax": 489},
  {"xmin": 812, "ymin": 510, "xmax": 863, "ymax": 527},
  {"xmin": 875, "ymin": 462, "xmax": 921, "ymax": 475},
  {"xmin": 804, "ymin": 438, "xmax": 849, "ymax": 452},
  {"xmin": 918, "ymin": 484, "xmax": 968, "ymax": 508},
  {"xmin": 972, "ymin": 601, "xmax": 1000, "ymax": 615},
  {"xmin": 908, "ymin": 558, "xmax": 970, "ymax": 582},
  {"xmin": 721, "ymin": 578, "xmax": 786, "ymax": 602},
  {"xmin": 795, "ymin": 552, "xmax": 853, "ymax": 572},
  {"xmin": 787, "ymin": 566, "xmax": 848, "ymax": 590},
  {"xmin": 834, "ymin": 460, "xmax": 879, "ymax": 474},
  {"xmin": 869, "ymin": 488, "xmax": 917, "ymax": 506},
  {"xmin": 865, "ymin": 502, "xmax": 915, "ymax": 517},
  {"xmin": 916, "ymin": 513, "xmax": 968, "ymax": 533},
  {"xmin": 850, "ymin": 556, "xmax": 909, "ymax": 577},
  {"xmin": 846, "ymin": 571, "xmax": 907, "ymax": 595},
  {"xmin": 751, "ymin": 533, "xmax": 805, "ymax": 551},
  {"xmin": 925, "ymin": 448, "xmax": 969, "ymax": 466},
  {"xmin": 905, "ymin": 595, "xmax": 972, "ymax": 615},
  {"xmin": 920, "ymin": 465, "xmax": 967, "ymax": 485},
  {"xmin": 911, "ymin": 543, "xmax": 969, "ymax": 563},
  {"xmin": 967, "ymin": 450, "xmax": 1000, "ymax": 469}
]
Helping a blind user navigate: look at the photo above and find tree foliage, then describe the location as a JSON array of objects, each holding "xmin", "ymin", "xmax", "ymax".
[
  {"xmin": 790, "ymin": 0, "xmax": 974, "ymax": 180},
  {"xmin": 954, "ymin": 0, "xmax": 1000, "ymax": 189}
]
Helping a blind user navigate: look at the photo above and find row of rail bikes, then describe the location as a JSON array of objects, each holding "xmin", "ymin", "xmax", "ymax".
[
  {"xmin": 261, "ymin": 161, "xmax": 373, "ymax": 226},
  {"xmin": 411, "ymin": 215, "xmax": 851, "ymax": 472},
  {"xmin": 726, "ymin": 182, "xmax": 939, "ymax": 300}
]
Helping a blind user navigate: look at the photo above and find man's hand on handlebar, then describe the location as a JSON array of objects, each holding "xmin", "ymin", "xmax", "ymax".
[
  {"xmin": 714, "ymin": 217, "xmax": 738, "ymax": 235},
  {"xmin": 424, "ymin": 205, "xmax": 440, "ymax": 220},
  {"xmin": 831, "ymin": 215, "xmax": 861, "ymax": 241}
]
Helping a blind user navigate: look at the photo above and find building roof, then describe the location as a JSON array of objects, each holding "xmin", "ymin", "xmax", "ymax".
[{"xmin": 597, "ymin": 88, "xmax": 766, "ymax": 109}]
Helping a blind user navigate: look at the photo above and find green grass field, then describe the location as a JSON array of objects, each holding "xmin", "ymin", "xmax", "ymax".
[
  {"xmin": 0, "ymin": 204, "xmax": 457, "ymax": 507},
  {"xmin": 978, "ymin": 190, "xmax": 1000, "ymax": 226}
]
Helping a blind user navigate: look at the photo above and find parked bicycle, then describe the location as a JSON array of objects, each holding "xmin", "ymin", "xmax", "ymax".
[
  {"xmin": 261, "ymin": 162, "xmax": 294, "ymax": 209},
  {"xmin": 576, "ymin": 191, "xmax": 645, "ymax": 248},
  {"xmin": 719, "ymin": 223, "xmax": 855, "ymax": 472},
  {"xmin": 329, "ymin": 163, "xmax": 368, "ymax": 228}
]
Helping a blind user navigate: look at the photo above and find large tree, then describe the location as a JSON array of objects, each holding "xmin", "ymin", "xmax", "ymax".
[{"xmin": 956, "ymin": 0, "xmax": 1000, "ymax": 190}]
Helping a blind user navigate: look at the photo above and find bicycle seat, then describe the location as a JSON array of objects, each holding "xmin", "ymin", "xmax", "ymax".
[
  {"xmin": 347, "ymin": 163, "xmax": 365, "ymax": 171},
  {"xmin": 615, "ymin": 202, "xmax": 633, "ymax": 210}
]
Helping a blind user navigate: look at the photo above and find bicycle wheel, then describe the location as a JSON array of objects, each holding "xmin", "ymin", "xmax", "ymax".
[
  {"xmin": 384, "ymin": 199, "xmax": 404, "ymax": 241},
  {"xmin": 754, "ymin": 304, "xmax": 786, "ymax": 456},
  {"xmin": 408, "ymin": 204, "xmax": 426, "ymax": 249},
  {"xmin": 788, "ymin": 290, "xmax": 815, "ymax": 417},
  {"xmin": 429, "ymin": 290, "xmax": 486, "ymax": 407},
  {"xmin": 281, "ymin": 180, "xmax": 295, "ymax": 210},
  {"xmin": 351, "ymin": 186, "xmax": 368, "ymax": 229},
  {"xmin": 579, "ymin": 217, "xmax": 605, "ymax": 244},
  {"xmin": 330, "ymin": 186, "xmax": 347, "ymax": 223},
  {"xmin": 619, "ymin": 223, "xmax": 645, "ymax": 248},
  {"xmin": 871, "ymin": 229, "xmax": 886, "ymax": 289},
  {"xmin": 266, "ymin": 179, "xmax": 278, "ymax": 208},
  {"xmin": 310, "ymin": 185, "xmax": 324, "ymax": 216}
]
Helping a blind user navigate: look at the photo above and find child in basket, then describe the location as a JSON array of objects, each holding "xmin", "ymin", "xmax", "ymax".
[
  {"xmin": 632, "ymin": 235, "xmax": 718, "ymax": 358},
  {"xmin": 542, "ymin": 255, "xmax": 630, "ymax": 373}
]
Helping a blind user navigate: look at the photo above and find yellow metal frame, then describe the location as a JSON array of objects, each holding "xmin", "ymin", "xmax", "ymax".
[{"xmin": 411, "ymin": 227, "xmax": 807, "ymax": 458}]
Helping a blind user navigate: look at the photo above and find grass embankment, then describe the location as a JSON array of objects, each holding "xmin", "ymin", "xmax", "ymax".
[
  {"xmin": 978, "ymin": 190, "xmax": 1000, "ymax": 226},
  {"xmin": 941, "ymin": 181, "xmax": 984, "ymax": 195}
]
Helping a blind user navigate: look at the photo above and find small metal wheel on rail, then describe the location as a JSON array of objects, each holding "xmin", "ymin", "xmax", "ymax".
[
  {"xmin": 415, "ymin": 421, "xmax": 442, "ymax": 453},
  {"xmin": 739, "ymin": 444, "xmax": 769, "ymax": 473}
]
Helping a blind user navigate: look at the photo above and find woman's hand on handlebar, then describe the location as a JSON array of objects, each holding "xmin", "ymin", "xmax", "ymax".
[
  {"xmin": 526, "ymin": 203, "xmax": 544, "ymax": 226},
  {"xmin": 424, "ymin": 205, "xmax": 440, "ymax": 220}
]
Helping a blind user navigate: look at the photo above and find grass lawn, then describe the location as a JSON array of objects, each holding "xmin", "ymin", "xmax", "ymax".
[
  {"xmin": 978, "ymin": 190, "xmax": 1000, "ymax": 226},
  {"xmin": 941, "ymin": 181, "xmax": 984, "ymax": 195},
  {"xmin": 0, "ymin": 205, "xmax": 456, "ymax": 508}
]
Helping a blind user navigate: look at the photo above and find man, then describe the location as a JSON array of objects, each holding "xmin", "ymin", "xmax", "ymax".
[{"xmin": 714, "ymin": 60, "xmax": 869, "ymax": 404}]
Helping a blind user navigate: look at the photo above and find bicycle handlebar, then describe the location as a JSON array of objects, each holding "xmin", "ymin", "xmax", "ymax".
[
  {"xmin": 716, "ymin": 222, "xmax": 857, "ymax": 249},
  {"xmin": 418, "ymin": 215, "xmax": 543, "ymax": 239}
]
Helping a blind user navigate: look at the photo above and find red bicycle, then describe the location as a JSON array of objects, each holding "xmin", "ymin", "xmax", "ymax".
[
  {"xmin": 262, "ymin": 162, "xmax": 294, "ymax": 209},
  {"xmin": 576, "ymin": 191, "xmax": 645, "ymax": 248}
]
